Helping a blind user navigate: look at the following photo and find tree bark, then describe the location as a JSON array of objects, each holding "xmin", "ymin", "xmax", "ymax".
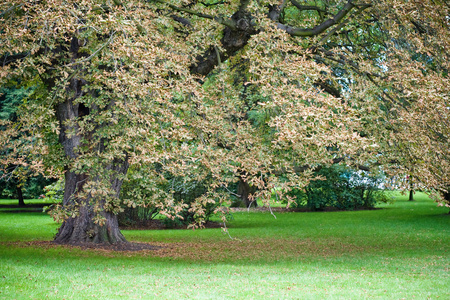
[
  {"xmin": 53, "ymin": 94, "xmax": 129, "ymax": 244},
  {"xmin": 189, "ymin": 9, "xmax": 257, "ymax": 76},
  {"xmin": 409, "ymin": 189, "xmax": 414, "ymax": 201},
  {"xmin": 51, "ymin": 41, "xmax": 129, "ymax": 244},
  {"xmin": 54, "ymin": 160, "xmax": 129, "ymax": 245},
  {"xmin": 17, "ymin": 185, "xmax": 25, "ymax": 207},
  {"xmin": 408, "ymin": 176, "xmax": 414, "ymax": 201},
  {"xmin": 237, "ymin": 178, "xmax": 257, "ymax": 208}
]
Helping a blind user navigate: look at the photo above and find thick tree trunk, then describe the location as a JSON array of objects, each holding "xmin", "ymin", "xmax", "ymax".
[
  {"xmin": 17, "ymin": 185, "xmax": 25, "ymax": 207},
  {"xmin": 52, "ymin": 61, "xmax": 129, "ymax": 244},
  {"xmin": 237, "ymin": 178, "xmax": 257, "ymax": 208},
  {"xmin": 54, "ymin": 162, "xmax": 128, "ymax": 245}
]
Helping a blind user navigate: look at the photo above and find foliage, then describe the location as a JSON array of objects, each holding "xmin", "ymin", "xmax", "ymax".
[
  {"xmin": 0, "ymin": 171, "xmax": 55, "ymax": 200},
  {"xmin": 0, "ymin": 84, "xmax": 58, "ymax": 201},
  {"xmin": 117, "ymin": 206, "xmax": 159, "ymax": 227},
  {"xmin": 42, "ymin": 179, "xmax": 64, "ymax": 203},
  {"xmin": 0, "ymin": 85, "xmax": 30, "ymax": 122},
  {"xmin": 288, "ymin": 165, "xmax": 388, "ymax": 211},
  {"xmin": 0, "ymin": 0, "xmax": 448, "ymax": 243},
  {"xmin": 345, "ymin": 1, "xmax": 450, "ymax": 200},
  {"xmin": 119, "ymin": 165, "xmax": 226, "ymax": 227}
]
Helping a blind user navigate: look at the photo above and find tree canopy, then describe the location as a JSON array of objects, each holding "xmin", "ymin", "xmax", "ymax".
[{"xmin": 1, "ymin": 0, "xmax": 448, "ymax": 244}]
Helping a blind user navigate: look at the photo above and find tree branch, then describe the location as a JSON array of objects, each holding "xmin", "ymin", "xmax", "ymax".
[
  {"xmin": 149, "ymin": 0, "xmax": 237, "ymax": 29},
  {"xmin": 290, "ymin": 0, "xmax": 328, "ymax": 14},
  {"xmin": 238, "ymin": 0, "xmax": 251, "ymax": 11},
  {"xmin": 63, "ymin": 31, "xmax": 116, "ymax": 67},
  {"xmin": 1, "ymin": 52, "xmax": 30, "ymax": 67},
  {"xmin": 315, "ymin": 3, "xmax": 372, "ymax": 46},
  {"xmin": 278, "ymin": 0, "xmax": 357, "ymax": 37},
  {"xmin": 200, "ymin": 1, "xmax": 227, "ymax": 7},
  {"xmin": 171, "ymin": 15, "xmax": 192, "ymax": 27},
  {"xmin": 314, "ymin": 79, "xmax": 341, "ymax": 98},
  {"xmin": 268, "ymin": 0, "xmax": 288, "ymax": 22},
  {"xmin": 0, "ymin": 4, "xmax": 23, "ymax": 18}
]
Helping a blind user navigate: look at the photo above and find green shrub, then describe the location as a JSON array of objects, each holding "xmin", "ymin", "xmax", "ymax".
[
  {"xmin": 168, "ymin": 175, "xmax": 222, "ymax": 225},
  {"xmin": 118, "ymin": 206, "xmax": 159, "ymax": 226},
  {"xmin": 43, "ymin": 179, "xmax": 64, "ymax": 202},
  {"xmin": 289, "ymin": 165, "xmax": 388, "ymax": 211},
  {"xmin": 118, "ymin": 166, "xmax": 223, "ymax": 227}
]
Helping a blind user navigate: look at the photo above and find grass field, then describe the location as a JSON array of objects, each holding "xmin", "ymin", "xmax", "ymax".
[{"xmin": 0, "ymin": 192, "xmax": 449, "ymax": 299}]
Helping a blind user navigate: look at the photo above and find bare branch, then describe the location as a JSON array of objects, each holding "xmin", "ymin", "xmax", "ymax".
[
  {"xmin": 221, "ymin": 184, "xmax": 241, "ymax": 198},
  {"xmin": 278, "ymin": 0, "xmax": 357, "ymax": 37},
  {"xmin": 199, "ymin": 1, "xmax": 227, "ymax": 7},
  {"xmin": 0, "ymin": 3, "xmax": 23, "ymax": 18},
  {"xmin": 290, "ymin": 0, "xmax": 328, "ymax": 14},
  {"xmin": 1, "ymin": 52, "xmax": 30, "ymax": 67},
  {"xmin": 150, "ymin": 0, "xmax": 237, "ymax": 29},
  {"xmin": 315, "ymin": 3, "xmax": 372, "ymax": 46},
  {"xmin": 171, "ymin": 15, "xmax": 192, "ymax": 27}
]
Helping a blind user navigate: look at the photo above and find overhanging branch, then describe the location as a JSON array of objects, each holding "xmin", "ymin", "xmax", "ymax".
[
  {"xmin": 277, "ymin": 0, "xmax": 357, "ymax": 37},
  {"xmin": 290, "ymin": 0, "xmax": 329, "ymax": 14},
  {"xmin": 149, "ymin": 0, "xmax": 237, "ymax": 29},
  {"xmin": 1, "ymin": 52, "xmax": 30, "ymax": 67}
]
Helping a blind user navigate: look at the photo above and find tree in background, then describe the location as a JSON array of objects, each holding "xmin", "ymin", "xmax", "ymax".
[
  {"xmin": 0, "ymin": 85, "xmax": 56, "ymax": 205},
  {"xmin": 346, "ymin": 1, "xmax": 449, "ymax": 207},
  {"xmin": 0, "ymin": 85, "xmax": 29, "ymax": 206},
  {"xmin": 1, "ymin": 0, "xmax": 448, "ymax": 245}
]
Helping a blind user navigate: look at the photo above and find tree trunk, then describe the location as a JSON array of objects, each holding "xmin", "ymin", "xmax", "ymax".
[
  {"xmin": 409, "ymin": 189, "xmax": 414, "ymax": 201},
  {"xmin": 17, "ymin": 185, "xmax": 25, "ymax": 207},
  {"xmin": 444, "ymin": 189, "xmax": 450, "ymax": 214},
  {"xmin": 52, "ymin": 64, "xmax": 129, "ymax": 245},
  {"xmin": 54, "ymin": 162, "xmax": 128, "ymax": 245},
  {"xmin": 408, "ymin": 175, "xmax": 414, "ymax": 201},
  {"xmin": 189, "ymin": 10, "xmax": 257, "ymax": 76},
  {"xmin": 237, "ymin": 178, "xmax": 257, "ymax": 208}
]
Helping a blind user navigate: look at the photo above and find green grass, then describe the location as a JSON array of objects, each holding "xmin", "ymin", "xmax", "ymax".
[
  {"xmin": 0, "ymin": 192, "xmax": 449, "ymax": 299},
  {"xmin": 0, "ymin": 198, "xmax": 58, "ymax": 205}
]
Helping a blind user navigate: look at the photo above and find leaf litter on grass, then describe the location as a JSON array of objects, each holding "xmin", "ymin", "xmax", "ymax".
[{"xmin": 1, "ymin": 237, "xmax": 367, "ymax": 262}]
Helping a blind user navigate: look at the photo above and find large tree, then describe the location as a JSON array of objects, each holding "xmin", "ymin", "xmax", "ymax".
[{"xmin": 1, "ymin": 0, "xmax": 448, "ymax": 244}]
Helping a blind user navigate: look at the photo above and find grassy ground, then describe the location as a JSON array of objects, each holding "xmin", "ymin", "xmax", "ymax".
[
  {"xmin": 0, "ymin": 198, "xmax": 62, "ymax": 205},
  {"xmin": 0, "ymin": 192, "xmax": 448, "ymax": 299}
]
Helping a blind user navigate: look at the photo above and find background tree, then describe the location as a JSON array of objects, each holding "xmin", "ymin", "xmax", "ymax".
[
  {"xmin": 343, "ymin": 1, "xmax": 449, "ymax": 207},
  {"xmin": 0, "ymin": 84, "xmax": 56, "ymax": 205},
  {"xmin": 0, "ymin": 85, "xmax": 29, "ymax": 206}
]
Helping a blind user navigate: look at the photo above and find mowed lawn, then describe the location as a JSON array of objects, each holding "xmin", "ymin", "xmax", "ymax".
[{"xmin": 0, "ymin": 192, "xmax": 448, "ymax": 299}]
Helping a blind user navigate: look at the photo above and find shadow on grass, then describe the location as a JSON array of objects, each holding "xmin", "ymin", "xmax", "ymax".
[{"xmin": 1, "ymin": 208, "xmax": 46, "ymax": 213}]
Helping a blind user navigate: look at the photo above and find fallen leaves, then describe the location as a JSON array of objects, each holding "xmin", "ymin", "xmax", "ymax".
[{"xmin": 0, "ymin": 237, "xmax": 366, "ymax": 263}]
